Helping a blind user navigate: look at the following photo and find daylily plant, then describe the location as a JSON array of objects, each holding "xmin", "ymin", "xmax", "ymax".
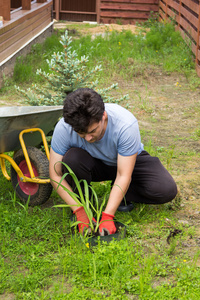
[{"xmin": 53, "ymin": 162, "xmax": 108, "ymax": 235}]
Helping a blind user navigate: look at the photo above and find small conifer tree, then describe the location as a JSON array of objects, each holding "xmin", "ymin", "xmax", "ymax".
[{"xmin": 16, "ymin": 30, "xmax": 128, "ymax": 106}]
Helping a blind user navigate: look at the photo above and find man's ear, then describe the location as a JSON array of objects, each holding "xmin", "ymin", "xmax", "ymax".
[{"xmin": 102, "ymin": 111, "xmax": 107, "ymax": 121}]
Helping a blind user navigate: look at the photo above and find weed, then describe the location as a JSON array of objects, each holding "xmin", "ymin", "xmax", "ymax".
[
  {"xmin": 116, "ymin": 18, "xmax": 123, "ymax": 25},
  {"xmin": 135, "ymin": 87, "xmax": 154, "ymax": 113},
  {"xmin": 191, "ymin": 128, "xmax": 200, "ymax": 140}
]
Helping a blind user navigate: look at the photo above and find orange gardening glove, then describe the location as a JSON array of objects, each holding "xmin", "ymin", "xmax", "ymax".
[
  {"xmin": 73, "ymin": 207, "xmax": 96, "ymax": 235},
  {"xmin": 99, "ymin": 211, "xmax": 116, "ymax": 236}
]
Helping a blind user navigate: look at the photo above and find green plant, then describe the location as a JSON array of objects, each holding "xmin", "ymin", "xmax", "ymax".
[
  {"xmin": 116, "ymin": 18, "xmax": 123, "ymax": 25},
  {"xmin": 145, "ymin": 22, "xmax": 183, "ymax": 52},
  {"xmin": 8, "ymin": 190, "xmax": 31, "ymax": 217},
  {"xmin": 141, "ymin": 11, "xmax": 159, "ymax": 28},
  {"xmin": 53, "ymin": 162, "xmax": 108, "ymax": 235},
  {"xmin": 16, "ymin": 30, "xmax": 128, "ymax": 106},
  {"xmin": 166, "ymin": 236, "xmax": 178, "ymax": 255},
  {"xmin": 135, "ymin": 87, "xmax": 154, "ymax": 113},
  {"xmin": 191, "ymin": 128, "xmax": 200, "ymax": 140}
]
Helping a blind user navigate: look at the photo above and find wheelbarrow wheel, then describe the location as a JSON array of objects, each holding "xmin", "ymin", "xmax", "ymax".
[{"xmin": 11, "ymin": 146, "xmax": 52, "ymax": 206}]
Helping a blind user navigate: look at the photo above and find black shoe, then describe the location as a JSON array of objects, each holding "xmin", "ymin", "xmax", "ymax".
[{"xmin": 117, "ymin": 202, "xmax": 134, "ymax": 212}]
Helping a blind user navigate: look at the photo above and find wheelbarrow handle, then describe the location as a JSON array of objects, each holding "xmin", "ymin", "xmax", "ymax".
[{"xmin": 19, "ymin": 128, "xmax": 50, "ymax": 179}]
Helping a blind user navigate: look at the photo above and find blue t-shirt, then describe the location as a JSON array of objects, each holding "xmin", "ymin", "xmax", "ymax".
[{"xmin": 51, "ymin": 103, "xmax": 144, "ymax": 166}]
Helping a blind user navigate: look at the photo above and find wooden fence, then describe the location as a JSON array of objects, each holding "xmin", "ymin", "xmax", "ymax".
[
  {"xmin": 54, "ymin": 0, "xmax": 98, "ymax": 22},
  {"xmin": 159, "ymin": 0, "xmax": 200, "ymax": 76},
  {"xmin": 53, "ymin": 0, "xmax": 159, "ymax": 24},
  {"xmin": 100, "ymin": 0, "xmax": 159, "ymax": 24}
]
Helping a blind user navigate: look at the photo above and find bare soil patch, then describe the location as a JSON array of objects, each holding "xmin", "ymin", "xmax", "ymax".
[{"xmin": 53, "ymin": 21, "xmax": 142, "ymax": 35}]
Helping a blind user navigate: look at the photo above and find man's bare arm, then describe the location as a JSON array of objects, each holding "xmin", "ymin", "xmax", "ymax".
[{"xmin": 104, "ymin": 153, "xmax": 137, "ymax": 215}]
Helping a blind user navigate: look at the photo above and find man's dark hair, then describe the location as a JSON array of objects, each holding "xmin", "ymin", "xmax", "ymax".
[{"xmin": 63, "ymin": 88, "xmax": 105, "ymax": 133}]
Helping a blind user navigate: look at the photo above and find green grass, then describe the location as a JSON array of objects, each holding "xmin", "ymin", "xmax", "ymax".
[
  {"xmin": 69, "ymin": 22, "xmax": 195, "ymax": 80},
  {"xmin": 0, "ymin": 21, "xmax": 196, "ymax": 90},
  {"xmin": 0, "ymin": 188, "xmax": 200, "ymax": 299},
  {"xmin": 12, "ymin": 34, "xmax": 63, "ymax": 84},
  {"xmin": 0, "ymin": 21, "xmax": 200, "ymax": 299}
]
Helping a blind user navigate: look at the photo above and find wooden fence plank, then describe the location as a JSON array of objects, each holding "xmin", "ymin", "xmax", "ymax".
[
  {"xmin": 101, "ymin": 3, "xmax": 158, "ymax": 11},
  {"xmin": 100, "ymin": 16, "xmax": 148, "ymax": 23},
  {"xmin": 181, "ymin": 0, "xmax": 199, "ymax": 13},
  {"xmin": 164, "ymin": 5, "xmax": 176, "ymax": 19},
  {"xmin": 60, "ymin": 10, "xmax": 96, "ymax": 14},
  {"xmin": 196, "ymin": 64, "xmax": 200, "ymax": 76},
  {"xmin": 179, "ymin": 16, "xmax": 198, "ymax": 42},
  {"xmin": 101, "ymin": 11, "xmax": 150, "ymax": 18},
  {"xmin": 196, "ymin": 3, "xmax": 200, "ymax": 67},
  {"xmin": 167, "ymin": 0, "xmax": 179, "ymax": 12},
  {"xmin": 179, "ymin": 26, "xmax": 196, "ymax": 50},
  {"xmin": 180, "ymin": 5, "xmax": 198, "ymax": 27},
  {"xmin": 101, "ymin": 0, "xmax": 158, "ymax": 3},
  {"xmin": 197, "ymin": 48, "xmax": 200, "ymax": 60},
  {"xmin": 159, "ymin": 8, "xmax": 165, "ymax": 21},
  {"xmin": 159, "ymin": 0, "xmax": 166, "ymax": 14}
]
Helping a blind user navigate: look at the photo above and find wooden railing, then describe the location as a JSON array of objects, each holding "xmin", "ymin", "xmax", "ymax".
[
  {"xmin": 0, "ymin": 0, "xmax": 53, "ymax": 65},
  {"xmin": 159, "ymin": 0, "xmax": 200, "ymax": 76},
  {"xmin": 0, "ymin": 0, "xmax": 48, "ymax": 21}
]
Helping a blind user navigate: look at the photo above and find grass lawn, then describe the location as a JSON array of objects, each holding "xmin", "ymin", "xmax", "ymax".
[{"xmin": 0, "ymin": 21, "xmax": 200, "ymax": 299}]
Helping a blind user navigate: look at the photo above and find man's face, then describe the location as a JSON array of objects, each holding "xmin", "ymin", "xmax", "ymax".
[{"xmin": 77, "ymin": 112, "xmax": 107, "ymax": 143}]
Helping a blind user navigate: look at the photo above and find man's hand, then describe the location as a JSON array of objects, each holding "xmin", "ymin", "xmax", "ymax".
[
  {"xmin": 99, "ymin": 211, "xmax": 116, "ymax": 236},
  {"xmin": 74, "ymin": 207, "xmax": 96, "ymax": 235}
]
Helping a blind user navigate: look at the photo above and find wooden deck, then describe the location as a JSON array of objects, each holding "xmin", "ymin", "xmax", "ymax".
[{"xmin": 0, "ymin": 0, "xmax": 53, "ymax": 65}]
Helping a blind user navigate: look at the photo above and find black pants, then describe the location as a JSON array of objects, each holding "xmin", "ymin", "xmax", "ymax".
[{"xmin": 62, "ymin": 148, "xmax": 177, "ymax": 205}]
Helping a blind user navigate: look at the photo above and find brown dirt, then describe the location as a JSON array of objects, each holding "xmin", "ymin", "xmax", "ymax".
[
  {"xmin": 81, "ymin": 23, "xmax": 142, "ymax": 35},
  {"xmin": 53, "ymin": 21, "xmax": 142, "ymax": 35}
]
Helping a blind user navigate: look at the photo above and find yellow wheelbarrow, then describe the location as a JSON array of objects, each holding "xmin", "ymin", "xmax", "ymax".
[{"xmin": 0, "ymin": 106, "xmax": 62, "ymax": 206}]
